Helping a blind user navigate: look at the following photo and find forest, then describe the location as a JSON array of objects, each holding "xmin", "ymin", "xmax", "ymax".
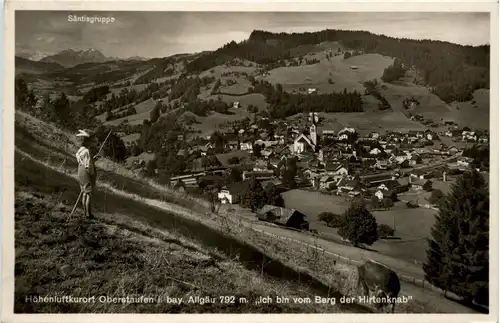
[
  {"xmin": 252, "ymin": 80, "xmax": 363, "ymax": 118},
  {"xmin": 186, "ymin": 29, "xmax": 489, "ymax": 103}
]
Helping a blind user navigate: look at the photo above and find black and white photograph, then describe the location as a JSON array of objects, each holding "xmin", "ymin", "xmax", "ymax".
[{"xmin": 2, "ymin": 1, "xmax": 499, "ymax": 321}]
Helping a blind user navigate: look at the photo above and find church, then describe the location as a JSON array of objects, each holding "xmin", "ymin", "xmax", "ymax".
[{"xmin": 292, "ymin": 112, "xmax": 319, "ymax": 154}]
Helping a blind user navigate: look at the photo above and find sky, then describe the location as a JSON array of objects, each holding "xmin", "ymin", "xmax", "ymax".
[{"xmin": 15, "ymin": 11, "xmax": 490, "ymax": 59}]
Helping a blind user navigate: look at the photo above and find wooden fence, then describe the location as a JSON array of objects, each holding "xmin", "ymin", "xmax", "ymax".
[{"xmin": 251, "ymin": 227, "xmax": 447, "ymax": 295}]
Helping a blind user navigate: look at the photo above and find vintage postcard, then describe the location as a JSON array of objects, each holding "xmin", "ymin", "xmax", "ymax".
[{"xmin": 2, "ymin": 1, "xmax": 498, "ymax": 322}]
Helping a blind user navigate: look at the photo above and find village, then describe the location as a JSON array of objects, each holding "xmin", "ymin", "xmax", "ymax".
[{"xmin": 156, "ymin": 110, "xmax": 489, "ymax": 232}]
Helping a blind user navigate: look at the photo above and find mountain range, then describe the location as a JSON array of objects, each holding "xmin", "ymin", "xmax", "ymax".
[{"xmin": 16, "ymin": 49, "xmax": 148, "ymax": 68}]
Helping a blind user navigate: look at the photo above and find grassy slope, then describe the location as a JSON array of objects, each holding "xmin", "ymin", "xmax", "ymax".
[{"xmin": 15, "ymin": 189, "xmax": 349, "ymax": 314}]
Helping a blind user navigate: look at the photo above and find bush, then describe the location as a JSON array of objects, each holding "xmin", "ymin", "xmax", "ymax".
[
  {"xmin": 317, "ymin": 212, "xmax": 335, "ymax": 223},
  {"xmin": 378, "ymin": 224, "xmax": 395, "ymax": 237},
  {"xmin": 382, "ymin": 197, "xmax": 394, "ymax": 209},
  {"xmin": 406, "ymin": 201, "xmax": 419, "ymax": 208},
  {"xmin": 428, "ymin": 189, "xmax": 445, "ymax": 205},
  {"xmin": 327, "ymin": 214, "xmax": 345, "ymax": 228}
]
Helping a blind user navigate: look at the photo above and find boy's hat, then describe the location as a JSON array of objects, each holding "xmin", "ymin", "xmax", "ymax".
[{"xmin": 76, "ymin": 129, "xmax": 91, "ymax": 137}]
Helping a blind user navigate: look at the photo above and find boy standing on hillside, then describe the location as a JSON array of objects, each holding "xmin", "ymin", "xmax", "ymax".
[{"xmin": 75, "ymin": 129, "xmax": 99, "ymax": 219}]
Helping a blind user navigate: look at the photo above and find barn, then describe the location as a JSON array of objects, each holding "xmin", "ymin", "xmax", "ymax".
[{"xmin": 257, "ymin": 205, "xmax": 309, "ymax": 230}]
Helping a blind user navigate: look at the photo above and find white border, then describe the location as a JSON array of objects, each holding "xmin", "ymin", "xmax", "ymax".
[{"xmin": 2, "ymin": 1, "xmax": 499, "ymax": 323}]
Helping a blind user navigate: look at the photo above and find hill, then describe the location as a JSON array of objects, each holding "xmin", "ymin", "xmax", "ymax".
[
  {"xmin": 187, "ymin": 29, "xmax": 489, "ymax": 104},
  {"xmin": 15, "ymin": 56, "xmax": 64, "ymax": 75}
]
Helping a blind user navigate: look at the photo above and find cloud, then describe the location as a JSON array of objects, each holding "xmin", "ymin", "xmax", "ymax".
[{"xmin": 15, "ymin": 11, "xmax": 490, "ymax": 59}]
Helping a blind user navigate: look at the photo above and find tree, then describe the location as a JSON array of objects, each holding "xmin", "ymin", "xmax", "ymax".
[
  {"xmin": 96, "ymin": 130, "xmax": 128, "ymax": 162},
  {"xmin": 382, "ymin": 197, "xmax": 394, "ymax": 209},
  {"xmin": 423, "ymin": 170, "xmax": 489, "ymax": 305},
  {"xmin": 253, "ymin": 143, "xmax": 262, "ymax": 157},
  {"xmin": 15, "ymin": 77, "xmax": 37, "ymax": 111},
  {"xmin": 241, "ymin": 176, "xmax": 266, "ymax": 211},
  {"xmin": 265, "ymin": 184, "xmax": 285, "ymax": 207},
  {"xmin": 145, "ymin": 160, "xmax": 156, "ymax": 177},
  {"xmin": 378, "ymin": 224, "xmax": 395, "ymax": 238},
  {"xmin": 328, "ymin": 214, "xmax": 345, "ymax": 228},
  {"xmin": 150, "ymin": 102, "xmax": 161, "ymax": 123},
  {"xmin": 371, "ymin": 196, "xmax": 381, "ymax": 209},
  {"xmin": 338, "ymin": 202, "xmax": 378, "ymax": 247},
  {"xmin": 318, "ymin": 212, "xmax": 335, "ymax": 223},
  {"xmin": 428, "ymin": 189, "xmax": 445, "ymax": 205},
  {"xmin": 423, "ymin": 180, "xmax": 433, "ymax": 192},
  {"xmin": 224, "ymin": 168, "xmax": 242, "ymax": 185}
]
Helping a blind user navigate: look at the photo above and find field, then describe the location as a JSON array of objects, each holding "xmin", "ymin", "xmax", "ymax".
[
  {"xmin": 121, "ymin": 133, "xmax": 141, "ymax": 146},
  {"xmin": 198, "ymin": 63, "xmax": 259, "ymax": 79},
  {"xmin": 281, "ymin": 189, "xmax": 437, "ymax": 264},
  {"xmin": 260, "ymin": 53, "xmax": 394, "ymax": 94},
  {"xmin": 184, "ymin": 94, "xmax": 268, "ymax": 137},
  {"xmin": 100, "ymin": 98, "xmax": 158, "ymax": 126},
  {"xmin": 313, "ymin": 111, "xmax": 427, "ymax": 136}
]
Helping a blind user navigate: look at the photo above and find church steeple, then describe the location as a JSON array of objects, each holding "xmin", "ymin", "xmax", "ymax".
[{"xmin": 309, "ymin": 112, "xmax": 318, "ymax": 148}]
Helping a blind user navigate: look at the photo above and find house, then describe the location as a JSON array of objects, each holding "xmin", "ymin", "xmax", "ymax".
[
  {"xmin": 374, "ymin": 189, "xmax": 396, "ymax": 201},
  {"xmin": 261, "ymin": 148, "xmax": 274, "ymax": 159},
  {"xmin": 369, "ymin": 148, "xmax": 382, "ymax": 155},
  {"xmin": 462, "ymin": 131, "xmax": 477, "ymax": 141},
  {"xmin": 319, "ymin": 175, "xmax": 337, "ymax": 190},
  {"xmin": 260, "ymin": 179, "xmax": 282, "ymax": 190},
  {"xmin": 377, "ymin": 179, "xmax": 408, "ymax": 194},
  {"xmin": 336, "ymin": 178, "xmax": 360, "ymax": 193},
  {"xmin": 240, "ymin": 142, "xmax": 253, "ymax": 151},
  {"xmin": 242, "ymin": 170, "xmax": 274, "ymax": 181},
  {"xmin": 478, "ymin": 136, "xmax": 489, "ymax": 144},
  {"xmin": 227, "ymin": 140, "xmax": 239, "ymax": 150},
  {"xmin": 373, "ymin": 160, "xmax": 390, "ymax": 170},
  {"xmin": 325, "ymin": 163, "xmax": 348, "ymax": 176},
  {"xmin": 217, "ymin": 180, "xmax": 252, "ymax": 204},
  {"xmin": 392, "ymin": 150, "xmax": 409, "ymax": 163},
  {"xmin": 425, "ymin": 130, "xmax": 437, "ymax": 141},
  {"xmin": 337, "ymin": 127, "xmax": 356, "ymax": 141},
  {"xmin": 233, "ymin": 101, "xmax": 240, "ymax": 109},
  {"xmin": 257, "ymin": 205, "xmax": 309, "ymax": 230},
  {"xmin": 408, "ymin": 131, "xmax": 420, "ymax": 140},
  {"xmin": 409, "ymin": 154, "xmax": 422, "ymax": 166},
  {"xmin": 307, "ymin": 88, "xmax": 318, "ymax": 94},
  {"xmin": 365, "ymin": 173, "xmax": 395, "ymax": 187},
  {"xmin": 445, "ymin": 130, "xmax": 453, "ymax": 137},
  {"xmin": 448, "ymin": 146, "xmax": 459, "ymax": 155},
  {"xmin": 457, "ymin": 157, "xmax": 473, "ymax": 167},
  {"xmin": 410, "ymin": 178, "xmax": 431, "ymax": 191},
  {"xmin": 410, "ymin": 169, "xmax": 433, "ymax": 180},
  {"xmin": 398, "ymin": 159, "xmax": 410, "ymax": 168},
  {"xmin": 253, "ymin": 159, "xmax": 269, "ymax": 172},
  {"xmin": 369, "ymin": 132, "xmax": 380, "ymax": 140}
]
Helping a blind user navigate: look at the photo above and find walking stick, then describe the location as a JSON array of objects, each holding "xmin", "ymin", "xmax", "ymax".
[{"xmin": 68, "ymin": 130, "xmax": 113, "ymax": 219}]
